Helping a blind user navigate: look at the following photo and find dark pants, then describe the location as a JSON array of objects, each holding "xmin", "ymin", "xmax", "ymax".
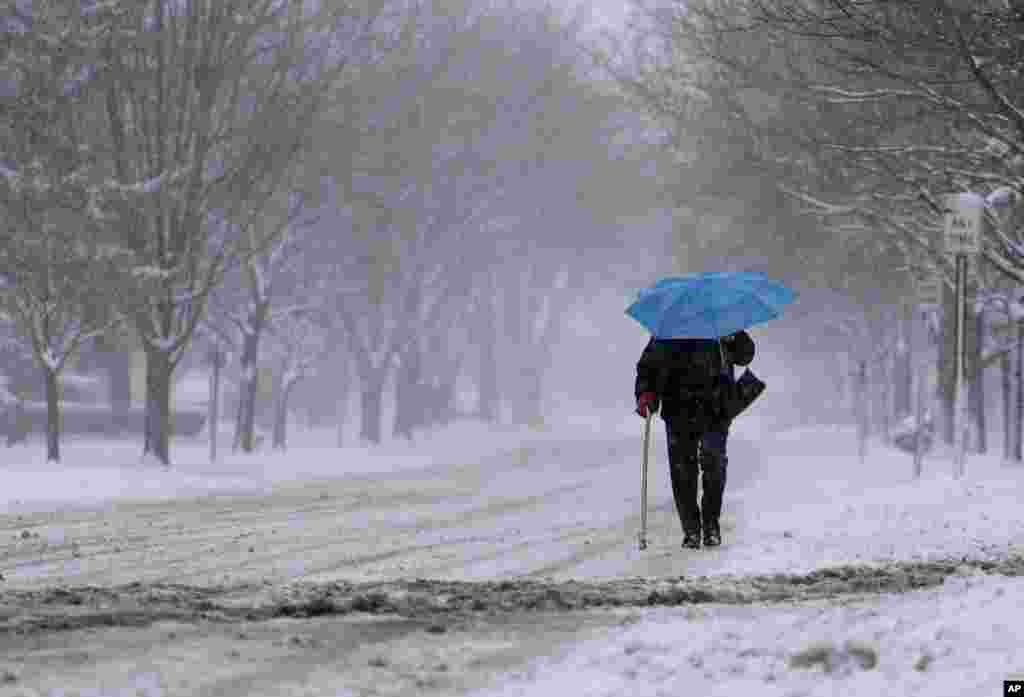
[{"xmin": 665, "ymin": 417, "xmax": 729, "ymax": 536}]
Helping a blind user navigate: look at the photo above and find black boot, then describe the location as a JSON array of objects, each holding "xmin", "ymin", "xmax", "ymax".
[
  {"xmin": 700, "ymin": 451, "xmax": 727, "ymax": 548},
  {"xmin": 702, "ymin": 519, "xmax": 721, "ymax": 547},
  {"xmin": 669, "ymin": 456, "xmax": 701, "ymax": 550}
]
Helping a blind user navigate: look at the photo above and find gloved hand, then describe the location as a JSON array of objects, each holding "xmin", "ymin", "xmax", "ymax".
[{"xmin": 636, "ymin": 391, "xmax": 659, "ymax": 418}]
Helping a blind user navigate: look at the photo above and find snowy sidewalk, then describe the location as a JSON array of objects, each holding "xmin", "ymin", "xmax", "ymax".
[
  {"xmin": 483, "ymin": 571, "xmax": 1024, "ymax": 697},
  {"xmin": 478, "ymin": 424, "xmax": 1024, "ymax": 697},
  {"xmin": 727, "ymin": 425, "xmax": 1024, "ymax": 572}
]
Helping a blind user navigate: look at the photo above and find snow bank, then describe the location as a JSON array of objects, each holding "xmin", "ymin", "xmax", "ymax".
[
  {"xmin": 487, "ymin": 572, "xmax": 1024, "ymax": 697},
  {"xmin": 719, "ymin": 426, "xmax": 1024, "ymax": 575}
]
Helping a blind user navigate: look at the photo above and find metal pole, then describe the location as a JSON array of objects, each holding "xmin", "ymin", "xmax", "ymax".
[
  {"xmin": 955, "ymin": 254, "xmax": 969, "ymax": 477},
  {"xmin": 903, "ymin": 302, "xmax": 914, "ymax": 418},
  {"xmin": 857, "ymin": 359, "xmax": 868, "ymax": 462},
  {"xmin": 1017, "ymin": 320, "xmax": 1024, "ymax": 463},
  {"xmin": 914, "ymin": 360, "xmax": 926, "ymax": 478},
  {"xmin": 209, "ymin": 348, "xmax": 220, "ymax": 463}
]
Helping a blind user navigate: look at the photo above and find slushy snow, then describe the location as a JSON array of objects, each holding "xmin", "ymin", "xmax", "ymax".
[{"xmin": 2, "ymin": 408, "xmax": 1023, "ymax": 696}]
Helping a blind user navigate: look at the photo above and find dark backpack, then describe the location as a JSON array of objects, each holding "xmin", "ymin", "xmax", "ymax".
[{"xmin": 657, "ymin": 338, "xmax": 727, "ymax": 389}]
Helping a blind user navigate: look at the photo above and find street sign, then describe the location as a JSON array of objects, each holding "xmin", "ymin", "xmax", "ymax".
[
  {"xmin": 941, "ymin": 192, "xmax": 983, "ymax": 477},
  {"xmin": 944, "ymin": 192, "xmax": 984, "ymax": 255}
]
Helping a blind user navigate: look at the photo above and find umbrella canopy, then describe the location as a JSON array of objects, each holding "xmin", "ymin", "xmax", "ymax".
[{"xmin": 626, "ymin": 272, "xmax": 796, "ymax": 339}]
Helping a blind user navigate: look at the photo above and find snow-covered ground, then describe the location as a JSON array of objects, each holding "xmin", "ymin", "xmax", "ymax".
[
  {"xmin": 485, "ymin": 418, "xmax": 1024, "ymax": 697},
  {"xmin": 487, "ymin": 572, "xmax": 1024, "ymax": 697},
  {"xmin": 0, "ymin": 414, "xmax": 631, "ymax": 515},
  {"xmin": 1, "ymin": 410, "xmax": 1023, "ymax": 696}
]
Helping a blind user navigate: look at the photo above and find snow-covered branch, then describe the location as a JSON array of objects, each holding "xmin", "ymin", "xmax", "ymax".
[
  {"xmin": 777, "ymin": 184, "xmax": 859, "ymax": 217},
  {"xmin": 807, "ymin": 85, "xmax": 927, "ymax": 103}
]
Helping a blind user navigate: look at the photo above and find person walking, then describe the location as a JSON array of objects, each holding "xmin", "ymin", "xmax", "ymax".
[{"xmin": 634, "ymin": 331, "xmax": 755, "ymax": 549}]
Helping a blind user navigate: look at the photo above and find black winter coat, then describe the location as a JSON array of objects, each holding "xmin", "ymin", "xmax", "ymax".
[{"xmin": 634, "ymin": 331, "xmax": 755, "ymax": 424}]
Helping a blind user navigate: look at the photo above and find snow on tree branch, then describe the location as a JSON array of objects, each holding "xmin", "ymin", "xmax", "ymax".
[{"xmin": 807, "ymin": 86, "xmax": 924, "ymax": 103}]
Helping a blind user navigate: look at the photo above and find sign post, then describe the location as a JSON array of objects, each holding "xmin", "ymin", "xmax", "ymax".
[
  {"xmin": 913, "ymin": 274, "xmax": 940, "ymax": 477},
  {"xmin": 914, "ymin": 361, "xmax": 927, "ymax": 477},
  {"xmin": 208, "ymin": 347, "xmax": 225, "ymax": 463},
  {"xmin": 944, "ymin": 193, "xmax": 984, "ymax": 478}
]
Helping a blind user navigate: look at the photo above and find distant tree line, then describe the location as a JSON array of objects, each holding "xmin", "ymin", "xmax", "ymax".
[{"xmin": 0, "ymin": 0, "xmax": 670, "ymax": 463}]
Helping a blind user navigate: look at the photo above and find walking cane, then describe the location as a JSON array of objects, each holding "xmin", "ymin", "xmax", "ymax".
[{"xmin": 639, "ymin": 407, "xmax": 654, "ymax": 550}]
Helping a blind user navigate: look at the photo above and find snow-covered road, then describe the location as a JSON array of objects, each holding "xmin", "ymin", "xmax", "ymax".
[
  {"xmin": 1, "ymin": 416, "xmax": 1023, "ymax": 696},
  {"xmin": 0, "ymin": 419, "xmax": 766, "ymax": 589}
]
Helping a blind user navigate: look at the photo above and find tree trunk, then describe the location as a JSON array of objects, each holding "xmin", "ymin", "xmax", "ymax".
[
  {"xmin": 913, "ymin": 362, "xmax": 926, "ymax": 478},
  {"xmin": 437, "ymin": 372, "xmax": 459, "ymax": 427},
  {"xmin": 209, "ymin": 348, "xmax": 222, "ymax": 462},
  {"xmin": 352, "ymin": 342, "xmax": 391, "ymax": 446},
  {"xmin": 232, "ymin": 382, "xmax": 244, "ymax": 452},
  {"xmin": 333, "ymin": 352, "xmax": 350, "ymax": 448},
  {"xmin": 272, "ymin": 396, "xmax": 284, "ymax": 449},
  {"xmin": 940, "ymin": 282, "xmax": 955, "ymax": 445},
  {"xmin": 478, "ymin": 298, "xmax": 500, "ymax": 423},
  {"xmin": 360, "ymin": 377, "xmax": 385, "ymax": 444},
  {"xmin": 1002, "ymin": 348, "xmax": 1013, "ymax": 460},
  {"xmin": 524, "ymin": 365, "xmax": 544, "ymax": 428},
  {"xmin": 236, "ymin": 328, "xmax": 262, "ymax": 453},
  {"xmin": 303, "ymin": 402, "xmax": 318, "ymax": 429},
  {"xmin": 834, "ymin": 362, "xmax": 846, "ymax": 414},
  {"xmin": 272, "ymin": 379, "xmax": 294, "ymax": 450},
  {"xmin": 107, "ymin": 348, "xmax": 132, "ymax": 416},
  {"xmin": 503, "ymin": 272, "xmax": 540, "ymax": 425},
  {"xmin": 421, "ymin": 329, "xmax": 463, "ymax": 430},
  {"xmin": 856, "ymin": 359, "xmax": 869, "ymax": 462},
  {"xmin": 421, "ymin": 373, "xmax": 457, "ymax": 429},
  {"xmin": 504, "ymin": 279, "xmax": 542, "ymax": 425},
  {"xmin": 43, "ymin": 366, "xmax": 60, "ymax": 463},
  {"xmin": 879, "ymin": 349, "xmax": 892, "ymax": 444},
  {"xmin": 894, "ymin": 307, "xmax": 912, "ymax": 418},
  {"xmin": 393, "ymin": 344, "xmax": 423, "ymax": 440},
  {"xmin": 144, "ymin": 349, "xmax": 173, "ymax": 466}
]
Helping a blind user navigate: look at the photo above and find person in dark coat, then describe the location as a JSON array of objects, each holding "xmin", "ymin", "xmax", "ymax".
[{"xmin": 634, "ymin": 331, "xmax": 756, "ymax": 549}]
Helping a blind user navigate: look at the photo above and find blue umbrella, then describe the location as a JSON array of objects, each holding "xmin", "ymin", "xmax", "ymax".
[{"xmin": 626, "ymin": 272, "xmax": 796, "ymax": 339}]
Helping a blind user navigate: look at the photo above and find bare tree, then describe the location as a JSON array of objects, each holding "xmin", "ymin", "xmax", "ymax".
[
  {"xmin": 0, "ymin": 217, "xmax": 119, "ymax": 461},
  {"xmin": 602, "ymin": 0, "xmax": 1024, "ymax": 456},
  {"xmin": 274, "ymin": 0, "xmax": 670, "ymax": 442},
  {"xmin": 267, "ymin": 313, "xmax": 326, "ymax": 449},
  {"xmin": 88, "ymin": 0, "xmax": 385, "ymax": 464},
  {"xmin": 0, "ymin": 1, "xmax": 122, "ymax": 461},
  {"xmin": 229, "ymin": 189, "xmax": 319, "ymax": 453}
]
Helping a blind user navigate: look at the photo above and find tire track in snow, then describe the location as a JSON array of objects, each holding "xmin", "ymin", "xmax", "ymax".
[
  {"xmin": 0, "ymin": 439, "xmax": 621, "ymax": 588},
  {"xmin": 140, "ymin": 480, "xmax": 594, "ymax": 585},
  {"xmin": 522, "ymin": 502, "xmax": 679, "ymax": 578},
  {"xmin": 2, "ymin": 490, "xmax": 460, "ymax": 587},
  {"xmin": 3, "ymin": 432, "xmax": 747, "ymax": 589}
]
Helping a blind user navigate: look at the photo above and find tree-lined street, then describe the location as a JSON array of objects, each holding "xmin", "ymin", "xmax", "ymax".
[{"xmin": 5, "ymin": 2, "xmax": 1024, "ymax": 695}]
